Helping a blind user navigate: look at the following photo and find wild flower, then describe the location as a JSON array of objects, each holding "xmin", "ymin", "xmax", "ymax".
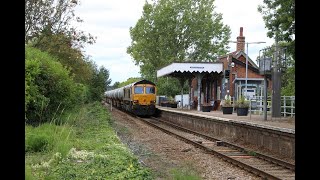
[
  {"xmin": 67, "ymin": 148, "xmax": 94, "ymax": 161},
  {"xmin": 32, "ymin": 152, "xmax": 62, "ymax": 170}
]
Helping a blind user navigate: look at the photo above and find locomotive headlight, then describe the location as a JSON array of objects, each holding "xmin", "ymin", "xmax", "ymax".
[
  {"xmin": 133, "ymin": 100, "xmax": 139, "ymax": 103},
  {"xmin": 150, "ymin": 100, "xmax": 155, "ymax": 104}
]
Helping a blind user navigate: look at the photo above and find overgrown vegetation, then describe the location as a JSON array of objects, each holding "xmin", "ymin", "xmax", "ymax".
[
  {"xmin": 25, "ymin": 0, "xmax": 111, "ymax": 124},
  {"xmin": 25, "ymin": 45, "xmax": 111, "ymax": 124},
  {"xmin": 26, "ymin": 102, "xmax": 153, "ymax": 179},
  {"xmin": 25, "ymin": 46, "xmax": 86, "ymax": 123}
]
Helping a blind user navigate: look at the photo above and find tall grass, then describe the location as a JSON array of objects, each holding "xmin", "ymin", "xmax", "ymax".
[
  {"xmin": 25, "ymin": 123, "xmax": 74, "ymax": 157},
  {"xmin": 25, "ymin": 165, "xmax": 33, "ymax": 180},
  {"xmin": 169, "ymin": 162, "xmax": 202, "ymax": 180},
  {"xmin": 26, "ymin": 102, "xmax": 152, "ymax": 179}
]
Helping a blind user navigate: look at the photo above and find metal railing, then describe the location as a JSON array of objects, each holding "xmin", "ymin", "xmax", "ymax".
[
  {"xmin": 247, "ymin": 96, "xmax": 295, "ymax": 118},
  {"xmin": 248, "ymin": 96, "xmax": 272, "ymax": 116},
  {"xmin": 281, "ymin": 96, "xmax": 295, "ymax": 117}
]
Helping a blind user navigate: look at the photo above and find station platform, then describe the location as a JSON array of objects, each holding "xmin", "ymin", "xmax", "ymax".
[{"xmin": 156, "ymin": 106, "xmax": 295, "ymax": 133}]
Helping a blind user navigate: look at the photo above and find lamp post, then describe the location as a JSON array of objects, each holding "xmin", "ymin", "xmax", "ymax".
[
  {"xmin": 228, "ymin": 41, "xmax": 266, "ymax": 99},
  {"xmin": 227, "ymin": 55, "xmax": 234, "ymax": 95},
  {"xmin": 245, "ymin": 42, "xmax": 266, "ymax": 99}
]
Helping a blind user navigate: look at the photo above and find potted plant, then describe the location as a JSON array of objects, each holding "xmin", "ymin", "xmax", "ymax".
[
  {"xmin": 234, "ymin": 96, "xmax": 249, "ymax": 116},
  {"xmin": 169, "ymin": 101, "xmax": 178, "ymax": 108},
  {"xmin": 222, "ymin": 96, "xmax": 233, "ymax": 114},
  {"xmin": 167, "ymin": 96, "xmax": 178, "ymax": 108}
]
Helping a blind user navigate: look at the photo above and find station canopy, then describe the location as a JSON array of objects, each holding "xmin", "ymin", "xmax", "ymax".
[{"xmin": 157, "ymin": 62, "xmax": 223, "ymax": 78}]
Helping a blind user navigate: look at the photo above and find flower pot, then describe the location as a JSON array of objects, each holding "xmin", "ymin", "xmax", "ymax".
[
  {"xmin": 202, "ymin": 105, "xmax": 212, "ymax": 112},
  {"xmin": 222, "ymin": 106, "xmax": 233, "ymax": 114},
  {"xmin": 237, "ymin": 107, "xmax": 248, "ymax": 116}
]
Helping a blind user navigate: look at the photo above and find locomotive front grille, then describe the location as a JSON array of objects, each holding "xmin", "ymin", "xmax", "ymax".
[{"xmin": 133, "ymin": 105, "xmax": 155, "ymax": 116}]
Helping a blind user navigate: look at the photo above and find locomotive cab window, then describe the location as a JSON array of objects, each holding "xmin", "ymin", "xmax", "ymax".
[
  {"xmin": 134, "ymin": 86, "xmax": 144, "ymax": 94},
  {"xmin": 146, "ymin": 86, "xmax": 155, "ymax": 94}
]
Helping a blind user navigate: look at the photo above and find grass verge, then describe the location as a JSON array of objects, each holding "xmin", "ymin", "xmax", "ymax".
[{"xmin": 25, "ymin": 102, "xmax": 153, "ymax": 179}]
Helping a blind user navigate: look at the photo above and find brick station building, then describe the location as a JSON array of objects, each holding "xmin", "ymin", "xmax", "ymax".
[
  {"xmin": 157, "ymin": 27, "xmax": 272, "ymax": 111},
  {"xmin": 190, "ymin": 27, "xmax": 272, "ymax": 109}
]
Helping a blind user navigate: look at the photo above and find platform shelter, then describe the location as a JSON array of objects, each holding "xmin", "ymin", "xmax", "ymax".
[{"xmin": 157, "ymin": 62, "xmax": 223, "ymax": 111}]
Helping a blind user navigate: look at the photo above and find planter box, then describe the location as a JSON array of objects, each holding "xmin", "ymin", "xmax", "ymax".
[
  {"xmin": 237, "ymin": 107, "xmax": 248, "ymax": 116},
  {"xmin": 222, "ymin": 106, "xmax": 233, "ymax": 114},
  {"xmin": 202, "ymin": 105, "xmax": 212, "ymax": 112},
  {"xmin": 161, "ymin": 101, "xmax": 178, "ymax": 108},
  {"xmin": 160, "ymin": 102, "xmax": 168, "ymax": 107},
  {"xmin": 170, "ymin": 103, "xmax": 178, "ymax": 108}
]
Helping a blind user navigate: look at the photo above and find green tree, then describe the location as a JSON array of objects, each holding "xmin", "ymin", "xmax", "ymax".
[
  {"xmin": 112, "ymin": 82, "xmax": 120, "ymax": 89},
  {"xmin": 156, "ymin": 77, "xmax": 188, "ymax": 98},
  {"xmin": 25, "ymin": 0, "xmax": 97, "ymax": 85},
  {"xmin": 118, "ymin": 77, "xmax": 142, "ymax": 87},
  {"xmin": 25, "ymin": 47, "xmax": 87, "ymax": 123},
  {"xmin": 89, "ymin": 66, "xmax": 112, "ymax": 101},
  {"xmin": 257, "ymin": 42, "xmax": 295, "ymax": 96},
  {"xmin": 33, "ymin": 33, "xmax": 96, "ymax": 84},
  {"xmin": 25, "ymin": 0, "xmax": 96, "ymax": 48},
  {"xmin": 127, "ymin": 0, "xmax": 231, "ymax": 81},
  {"xmin": 258, "ymin": 0, "xmax": 295, "ymax": 59},
  {"xmin": 258, "ymin": 0, "xmax": 295, "ymax": 96}
]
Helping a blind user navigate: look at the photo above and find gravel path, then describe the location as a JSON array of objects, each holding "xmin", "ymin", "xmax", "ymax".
[{"xmin": 109, "ymin": 106, "xmax": 261, "ymax": 180}]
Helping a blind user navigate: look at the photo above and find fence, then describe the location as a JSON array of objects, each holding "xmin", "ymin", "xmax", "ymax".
[
  {"xmin": 248, "ymin": 96, "xmax": 272, "ymax": 115},
  {"xmin": 281, "ymin": 96, "xmax": 295, "ymax": 117},
  {"xmin": 247, "ymin": 96, "xmax": 295, "ymax": 117}
]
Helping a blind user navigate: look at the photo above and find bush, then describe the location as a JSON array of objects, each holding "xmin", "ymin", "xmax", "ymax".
[
  {"xmin": 25, "ymin": 123, "xmax": 74, "ymax": 157},
  {"xmin": 25, "ymin": 125, "xmax": 53, "ymax": 152},
  {"xmin": 25, "ymin": 46, "xmax": 87, "ymax": 123}
]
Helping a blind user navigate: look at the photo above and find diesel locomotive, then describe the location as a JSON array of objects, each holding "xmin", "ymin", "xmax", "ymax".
[{"xmin": 105, "ymin": 79, "xmax": 156, "ymax": 116}]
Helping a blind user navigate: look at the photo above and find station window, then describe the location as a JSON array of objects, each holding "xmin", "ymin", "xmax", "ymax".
[
  {"xmin": 146, "ymin": 86, "xmax": 155, "ymax": 94},
  {"xmin": 134, "ymin": 86, "xmax": 144, "ymax": 94}
]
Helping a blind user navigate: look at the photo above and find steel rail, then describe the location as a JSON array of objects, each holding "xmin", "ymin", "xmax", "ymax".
[
  {"xmin": 105, "ymin": 104, "xmax": 294, "ymax": 179},
  {"xmin": 151, "ymin": 117, "xmax": 295, "ymax": 171}
]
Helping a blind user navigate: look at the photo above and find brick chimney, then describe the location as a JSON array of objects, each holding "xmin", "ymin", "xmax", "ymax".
[{"xmin": 236, "ymin": 27, "xmax": 245, "ymax": 52}]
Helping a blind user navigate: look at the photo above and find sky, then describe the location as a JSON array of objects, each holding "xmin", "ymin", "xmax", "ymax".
[{"xmin": 73, "ymin": 0, "xmax": 274, "ymax": 84}]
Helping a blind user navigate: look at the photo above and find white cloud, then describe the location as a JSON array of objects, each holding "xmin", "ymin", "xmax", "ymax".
[
  {"xmin": 215, "ymin": 0, "xmax": 274, "ymax": 60},
  {"xmin": 73, "ymin": 0, "xmax": 273, "ymax": 83},
  {"xmin": 73, "ymin": 0, "xmax": 145, "ymax": 83}
]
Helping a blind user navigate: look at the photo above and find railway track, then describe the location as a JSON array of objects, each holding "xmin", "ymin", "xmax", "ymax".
[
  {"xmin": 137, "ymin": 116, "xmax": 295, "ymax": 180},
  {"xmin": 106, "ymin": 104, "xmax": 295, "ymax": 179}
]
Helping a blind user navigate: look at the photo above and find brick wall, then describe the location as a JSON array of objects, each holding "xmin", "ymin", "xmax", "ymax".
[{"xmin": 219, "ymin": 54, "xmax": 272, "ymax": 97}]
